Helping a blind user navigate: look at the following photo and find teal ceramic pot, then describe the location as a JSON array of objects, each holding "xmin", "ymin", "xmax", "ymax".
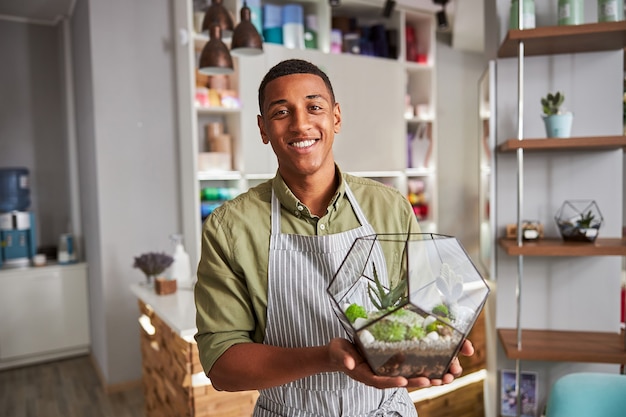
[
  {"xmin": 558, "ymin": 0, "xmax": 585, "ymax": 25},
  {"xmin": 543, "ymin": 113, "xmax": 573, "ymax": 138}
]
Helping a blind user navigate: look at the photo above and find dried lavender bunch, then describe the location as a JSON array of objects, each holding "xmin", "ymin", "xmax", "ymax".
[{"xmin": 133, "ymin": 252, "xmax": 174, "ymax": 279}]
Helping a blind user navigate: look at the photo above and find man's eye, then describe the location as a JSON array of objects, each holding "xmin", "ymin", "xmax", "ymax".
[{"xmin": 310, "ymin": 105, "xmax": 322, "ymax": 111}]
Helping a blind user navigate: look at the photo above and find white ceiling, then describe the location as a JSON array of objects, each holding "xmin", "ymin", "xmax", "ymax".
[{"xmin": 0, "ymin": 0, "xmax": 74, "ymax": 25}]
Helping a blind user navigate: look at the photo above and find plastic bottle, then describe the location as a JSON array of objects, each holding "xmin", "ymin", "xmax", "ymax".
[
  {"xmin": 169, "ymin": 234, "xmax": 193, "ymax": 289},
  {"xmin": 509, "ymin": 0, "xmax": 536, "ymax": 29},
  {"xmin": 282, "ymin": 4, "xmax": 305, "ymax": 49},
  {"xmin": 304, "ymin": 14, "xmax": 318, "ymax": 49},
  {"xmin": 598, "ymin": 0, "xmax": 624, "ymax": 22}
]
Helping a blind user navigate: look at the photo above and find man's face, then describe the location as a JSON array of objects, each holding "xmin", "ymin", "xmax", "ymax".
[{"xmin": 257, "ymin": 73, "xmax": 341, "ymax": 181}]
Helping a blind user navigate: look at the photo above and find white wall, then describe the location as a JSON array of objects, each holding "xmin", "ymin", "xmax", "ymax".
[
  {"xmin": 71, "ymin": 0, "xmax": 179, "ymax": 385},
  {"xmin": 0, "ymin": 21, "xmax": 71, "ymax": 248},
  {"xmin": 435, "ymin": 38, "xmax": 486, "ymax": 260}
]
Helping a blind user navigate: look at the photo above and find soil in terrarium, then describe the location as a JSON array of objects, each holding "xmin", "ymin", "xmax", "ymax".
[{"xmin": 353, "ymin": 306, "xmax": 464, "ymax": 379}]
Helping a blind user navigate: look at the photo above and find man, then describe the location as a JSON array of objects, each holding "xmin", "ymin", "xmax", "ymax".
[{"xmin": 195, "ymin": 59, "xmax": 473, "ymax": 416}]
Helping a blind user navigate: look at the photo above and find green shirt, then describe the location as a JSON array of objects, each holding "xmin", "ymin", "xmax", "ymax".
[{"xmin": 194, "ymin": 167, "xmax": 420, "ymax": 373}]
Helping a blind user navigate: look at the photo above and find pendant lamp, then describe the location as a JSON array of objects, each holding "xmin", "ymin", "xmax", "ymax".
[
  {"xmin": 201, "ymin": 0, "xmax": 234, "ymax": 40},
  {"xmin": 198, "ymin": 23, "xmax": 234, "ymax": 75},
  {"xmin": 231, "ymin": 2, "xmax": 263, "ymax": 56}
]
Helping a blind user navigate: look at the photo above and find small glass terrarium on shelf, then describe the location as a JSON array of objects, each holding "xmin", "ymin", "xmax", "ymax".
[
  {"xmin": 327, "ymin": 233, "xmax": 490, "ymax": 379},
  {"xmin": 555, "ymin": 199, "xmax": 603, "ymax": 243}
]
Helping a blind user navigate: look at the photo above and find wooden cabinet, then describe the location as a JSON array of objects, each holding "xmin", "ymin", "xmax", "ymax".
[
  {"xmin": 134, "ymin": 294, "xmax": 258, "ymax": 417},
  {"xmin": 173, "ymin": 0, "xmax": 440, "ymax": 266},
  {"xmin": 493, "ymin": 20, "xmax": 626, "ymax": 413},
  {"xmin": 0, "ymin": 263, "xmax": 90, "ymax": 369}
]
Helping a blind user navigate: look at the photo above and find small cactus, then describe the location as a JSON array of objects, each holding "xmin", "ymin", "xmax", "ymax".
[{"xmin": 541, "ymin": 91, "xmax": 565, "ymax": 116}]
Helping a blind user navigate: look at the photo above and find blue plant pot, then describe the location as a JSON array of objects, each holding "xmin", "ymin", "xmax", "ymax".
[{"xmin": 543, "ymin": 113, "xmax": 573, "ymax": 138}]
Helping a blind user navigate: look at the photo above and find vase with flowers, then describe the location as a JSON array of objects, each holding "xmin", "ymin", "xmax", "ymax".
[{"xmin": 133, "ymin": 252, "xmax": 174, "ymax": 286}]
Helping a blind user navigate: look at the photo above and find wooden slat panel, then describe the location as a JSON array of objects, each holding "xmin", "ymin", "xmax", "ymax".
[{"xmin": 413, "ymin": 380, "xmax": 484, "ymax": 417}]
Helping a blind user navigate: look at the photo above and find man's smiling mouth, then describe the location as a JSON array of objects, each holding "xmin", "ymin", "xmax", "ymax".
[{"xmin": 291, "ymin": 139, "xmax": 317, "ymax": 148}]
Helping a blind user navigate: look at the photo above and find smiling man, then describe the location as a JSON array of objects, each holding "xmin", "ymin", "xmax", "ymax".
[{"xmin": 194, "ymin": 59, "xmax": 473, "ymax": 417}]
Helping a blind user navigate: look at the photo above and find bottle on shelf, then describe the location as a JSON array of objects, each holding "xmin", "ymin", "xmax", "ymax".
[{"xmin": 168, "ymin": 234, "xmax": 193, "ymax": 289}]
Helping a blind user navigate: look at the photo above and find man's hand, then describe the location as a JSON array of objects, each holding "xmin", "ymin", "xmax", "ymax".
[{"xmin": 328, "ymin": 338, "xmax": 475, "ymax": 389}]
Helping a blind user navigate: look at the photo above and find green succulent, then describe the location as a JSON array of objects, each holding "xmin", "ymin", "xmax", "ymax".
[
  {"xmin": 541, "ymin": 91, "xmax": 565, "ymax": 116},
  {"xmin": 367, "ymin": 265, "xmax": 407, "ymax": 311},
  {"xmin": 369, "ymin": 319, "xmax": 407, "ymax": 342},
  {"xmin": 407, "ymin": 325, "xmax": 426, "ymax": 340},
  {"xmin": 345, "ymin": 303, "xmax": 367, "ymax": 323},
  {"xmin": 576, "ymin": 210, "xmax": 595, "ymax": 228}
]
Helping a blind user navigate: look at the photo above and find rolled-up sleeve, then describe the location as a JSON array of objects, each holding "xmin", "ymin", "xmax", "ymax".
[{"xmin": 194, "ymin": 208, "xmax": 257, "ymax": 374}]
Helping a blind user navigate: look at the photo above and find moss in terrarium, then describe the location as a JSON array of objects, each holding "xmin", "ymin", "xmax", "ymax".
[
  {"xmin": 407, "ymin": 325, "xmax": 426, "ymax": 340},
  {"xmin": 432, "ymin": 304, "xmax": 450, "ymax": 318},
  {"xmin": 369, "ymin": 319, "xmax": 407, "ymax": 342},
  {"xmin": 345, "ymin": 303, "xmax": 367, "ymax": 323}
]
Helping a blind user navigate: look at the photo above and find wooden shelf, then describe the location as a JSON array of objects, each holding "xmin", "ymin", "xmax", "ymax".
[
  {"xmin": 498, "ymin": 238, "xmax": 626, "ymax": 256},
  {"xmin": 498, "ymin": 136, "xmax": 626, "ymax": 152},
  {"xmin": 498, "ymin": 21, "xmax": 626, "ymax": 58},
  {"xmin": 498, "ymin": 328, "xmax": 626, "ymax": 364}
]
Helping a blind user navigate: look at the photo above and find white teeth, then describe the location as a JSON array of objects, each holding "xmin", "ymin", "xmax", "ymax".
[{"xmin": 292, "ymin": 140, "xmax": 316, "ymax": 148}]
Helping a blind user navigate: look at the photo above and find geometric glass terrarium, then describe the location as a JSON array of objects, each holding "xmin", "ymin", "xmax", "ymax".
[
  {"xmin": 327, "ymin": 233, "xmax": 490, "ymax": 379},
  {"xmin": 554, "ymin": 199, "xmax": 603, "ymax": 242}
]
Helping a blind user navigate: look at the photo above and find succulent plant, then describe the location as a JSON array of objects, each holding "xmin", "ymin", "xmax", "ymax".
[
  {"xmin": 541, "ymin": 91, "xmax": 565, "ymax": 116},
  {"xmin": 367, "ymin": 265, "xmax": 407, "ymax": 311},
  {"xmin": 576, "ymin": 210, "xmax": 595, "ymax": 228}
]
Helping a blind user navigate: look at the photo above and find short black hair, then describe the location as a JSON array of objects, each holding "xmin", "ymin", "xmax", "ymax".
[{"xmin": 258, "ymin": 59, "xmax": 336, "ymax": 115}]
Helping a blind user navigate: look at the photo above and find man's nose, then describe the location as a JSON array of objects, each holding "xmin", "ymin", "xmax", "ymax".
[{"xmin": 290, "ymin": 107, "xmax": 311, "ymax": 131}]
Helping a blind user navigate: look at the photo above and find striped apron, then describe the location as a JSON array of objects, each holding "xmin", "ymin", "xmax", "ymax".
[{"xmin": 253, "ymin": 184, "xmax": 417, "ymax": 417}]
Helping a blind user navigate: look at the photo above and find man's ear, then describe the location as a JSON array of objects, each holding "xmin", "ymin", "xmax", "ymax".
[
  {"xmin": 333, "ymin": 102, "xmax": 342, "ymax": 134},
  {"xmin": 257, "ymin": 114, "xmax": 269, "ymax": 144}
]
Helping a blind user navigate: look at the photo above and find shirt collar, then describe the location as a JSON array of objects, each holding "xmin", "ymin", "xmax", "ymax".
[{"xmin": 271, "ymin": 165, "xmax": 346, "ymax": 218}]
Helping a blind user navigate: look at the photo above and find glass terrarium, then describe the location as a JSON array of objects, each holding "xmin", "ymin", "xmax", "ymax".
[
  {"xmin": 327, "ymin": 233, "xmax": 490, "ymax": 379},
  {"xmin": 555, "ymin": 200, "xmax": 603, "ymax": 242}
]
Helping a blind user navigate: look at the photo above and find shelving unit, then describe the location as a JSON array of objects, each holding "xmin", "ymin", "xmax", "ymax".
[
  {"xmin": 497, "ymin": 329, "xmax": 626, "ymax": 364},
  {"xmin": 173, "ymin": 0, "xmax": 440, "ymax": 265},
  {"xmin": 493, "ymin": 18, "xmax": 626, "ymax": 416}
]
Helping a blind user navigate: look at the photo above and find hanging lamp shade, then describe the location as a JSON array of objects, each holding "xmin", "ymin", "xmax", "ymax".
[
  {"xmin": 231, "ymin": 2, "xmax": 264, "ymax": 56},
  {"xmin": 201, "ymin": 0, "xmax": 234, "ymax": 40},
  {"xmin": 198, "ymin": 23, "xmax": 234, "ymax": 75}
]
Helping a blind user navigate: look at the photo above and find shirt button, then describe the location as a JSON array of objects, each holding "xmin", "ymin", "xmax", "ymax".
[
  {"xmin": 320, "ymin": 224, "xmax": 326, "ymax": 230},
  {"xmin": 297, "ymin": 205, "xmax": 304, "ymax": 211}
]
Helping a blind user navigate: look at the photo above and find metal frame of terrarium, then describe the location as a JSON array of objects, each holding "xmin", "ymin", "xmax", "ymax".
[
  {"xmin": 327, "ymin": 233, "xmax": 490, "ymax": 379},
  {"xmin": 554, "ymin": 199, "xmax": 604, "ymax": 243}
]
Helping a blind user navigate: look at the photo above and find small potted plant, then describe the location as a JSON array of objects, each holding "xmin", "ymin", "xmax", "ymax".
[
  {"xmin": 555, "ymin": 200, "xmax": 603, "ymax": 242},
  {"xmin": 541, "ymin": 91, "xmax": 573, "ymax": 138},
  {"xmin": 133, "ymin": 252, "xmax": 175, "ymax": 293},
  {"xmin": 327, "ymin": 233, "xmax": 490, "ymax": 379}
]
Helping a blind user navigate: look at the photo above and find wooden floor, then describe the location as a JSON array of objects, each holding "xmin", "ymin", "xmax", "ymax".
[{"xmin": 0, "ymin": 355, "xmax": 144, "ymax": 417}]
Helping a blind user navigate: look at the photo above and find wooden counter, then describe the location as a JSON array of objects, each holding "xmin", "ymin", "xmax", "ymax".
[{"xmin": 131, "ymin": 284, "xmax": 258, "ymax": 417}]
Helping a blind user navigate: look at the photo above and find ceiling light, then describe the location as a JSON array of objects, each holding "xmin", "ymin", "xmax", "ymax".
[
  {"xmin": 231, "ymin": 1, "xmax": 263, "ymax": 56},
  {"xmin": 198, "ymin": 23, "xmax": 234, "ymax": 75},
  {"xmin": 382, "ymin": 0, "xmax": 395, "ymax": 18},
  {"xmin": 201, "ymin": 0, "xmax": 234, "ymax": 40},
  {"xmin": 436, "ymin": 9, "xmax": 449, "ymax": 30},
  {"xmin": 433, "ymin": 0, "xmax": 450, "ymax": 32}
]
